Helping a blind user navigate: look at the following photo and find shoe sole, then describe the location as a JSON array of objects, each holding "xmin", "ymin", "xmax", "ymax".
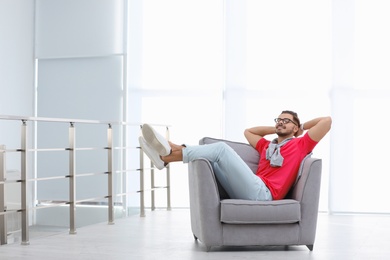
[
  {"xmin": 138, "ymin": 137, "xmax": 164, "ymax": 170},
  {"xmin": 142, "ymin": 124, "xmax": 171, "ymax": 156}
]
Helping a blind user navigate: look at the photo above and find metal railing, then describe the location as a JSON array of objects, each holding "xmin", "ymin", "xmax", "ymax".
[{"xmin": 0, "ymin": 115, "xmax": 171, "ymax": 246}]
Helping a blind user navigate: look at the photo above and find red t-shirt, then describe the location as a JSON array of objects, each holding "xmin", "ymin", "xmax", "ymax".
[{"xmin": 255, "ymin": 133, "xmax": 318, "ymax": 200}]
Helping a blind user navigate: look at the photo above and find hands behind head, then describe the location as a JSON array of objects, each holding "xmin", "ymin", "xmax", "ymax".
[{"xmin": 294, "ymin": 125, "xmax": 304, "ymax": 137}]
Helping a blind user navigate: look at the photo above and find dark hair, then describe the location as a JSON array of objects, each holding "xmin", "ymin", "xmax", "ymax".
[{"xmin": 281, "ymin": 110, "xmax": 300, "ymax": 127}]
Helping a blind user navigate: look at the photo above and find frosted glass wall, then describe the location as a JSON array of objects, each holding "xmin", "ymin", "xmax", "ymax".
[{"xmin": 34, "ymin": 0, "xmax": 125, "ymax": 210}]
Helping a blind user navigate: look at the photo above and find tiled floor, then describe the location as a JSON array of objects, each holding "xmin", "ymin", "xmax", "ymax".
[{"xmin": 1, "ymin": 209, "xmax": 390, "ymax": 259}]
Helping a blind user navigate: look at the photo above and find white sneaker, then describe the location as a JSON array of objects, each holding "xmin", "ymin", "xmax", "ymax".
[
  {"xmin": 142, "ymin": 124, "xmax": 171, "ymax": 156},
  {"xmin": 138, "ymin": 136, "xmax": 166, "ymax": 170}
]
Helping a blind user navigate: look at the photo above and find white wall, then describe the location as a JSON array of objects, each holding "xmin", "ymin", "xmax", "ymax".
[
  {"xmin": 0, "ymin": 0, "xmax": 35, "ymax": 176},
  {"xmin": 0, "ymin": 0, "xmax": 35, "ymax": 228},
  {"xmin": 0, "ymin": 0, "xmax": 35, "ymax": 117}
]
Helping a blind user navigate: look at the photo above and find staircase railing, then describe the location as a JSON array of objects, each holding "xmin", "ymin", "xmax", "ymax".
[{"xmin": 0, "ymin": 115, "xmax": 170, "ymax": 245}]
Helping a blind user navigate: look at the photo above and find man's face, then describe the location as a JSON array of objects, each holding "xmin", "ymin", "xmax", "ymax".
[{"xmin": 275, "ymin": 113, "xmax": 298, "ymax": 137}]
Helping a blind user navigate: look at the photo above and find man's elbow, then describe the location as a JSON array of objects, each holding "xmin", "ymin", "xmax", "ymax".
[
  {"xmin": 326, "ymin": 116, "xmax": 332, "ymax": 127},
  {"xmin": 323, "ymin": 116, "xmax": 332, "ymax": 131},
  {"xmin": 244, "ymin": 129, "xmax": 250, "ymax": 140}
]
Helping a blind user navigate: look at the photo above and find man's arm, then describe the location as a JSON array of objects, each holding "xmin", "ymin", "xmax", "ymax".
[
  {"xmin": 298, "ymin": 116, "xmax": 332, "ymax": 142},
  {"xmin": 244, "ymin": 126, "xmax": 275, "ymax": 148}
]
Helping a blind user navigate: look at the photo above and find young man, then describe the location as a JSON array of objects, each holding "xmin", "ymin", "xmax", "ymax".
[{"xmin": 139, "ymin": 110, "xmax": 331, "ymax": 201}]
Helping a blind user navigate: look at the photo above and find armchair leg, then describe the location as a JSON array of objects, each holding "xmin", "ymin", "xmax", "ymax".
[
  {"xmin": 192, "ymin": 234, "xmax": 211, "ymax": 252},
  {"xmin": 307, "ymin": 245, "xmax": 314, "ymax": 251}
]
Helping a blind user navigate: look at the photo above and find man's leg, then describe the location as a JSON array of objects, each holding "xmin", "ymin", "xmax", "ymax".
[{"xmin": 181, "ymin": 142, "xmax": 272, "ymax": 201}]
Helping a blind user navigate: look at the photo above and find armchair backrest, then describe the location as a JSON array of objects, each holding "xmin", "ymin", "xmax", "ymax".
[{"xmin": 199, "ymin": 137, "xmax": 259, "ymax": 173}]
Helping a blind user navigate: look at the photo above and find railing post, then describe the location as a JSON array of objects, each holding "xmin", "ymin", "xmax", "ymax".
[
  {"xmin": 0, "ymin": 145, "xmax": 7, "ymax": 245},
  {"xmin": 165, "ymin": 127, "xmax": 171, "ymax": 211},
  {"xmin": 107, "ymin": 124, "xmax": 114, "ymax": 225},
  {"xmin": 139, "ymin": 135, "xmax": 145, "ymax": 217},
  {"xmin": 68, "ymin": 122, "xmax": 77, "ymax": 235},
  {"xmin": 121, "ymin": 124, "xmax": 128, "ymax": 217},
  {"xmin": 21, "ymin": 120, "xmax": 30, "ymax": 245},
  {"xmin": 151, "ymin": 161, "xmax": 155, "ymax": 211}
]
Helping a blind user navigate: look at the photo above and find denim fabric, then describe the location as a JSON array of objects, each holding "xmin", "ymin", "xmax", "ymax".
[{"xmin": 183, "ymin": 142, "xmax": 272, "ymax": 201}]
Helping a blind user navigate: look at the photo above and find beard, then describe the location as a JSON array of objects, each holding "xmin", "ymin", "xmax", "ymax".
[
  {"xmin": 276, "ymin": 126, "xmax": 295, "ymax": 137},
  {"xmin": 276, "ymin": 131, "xmax": 292, "ymax": 137}
]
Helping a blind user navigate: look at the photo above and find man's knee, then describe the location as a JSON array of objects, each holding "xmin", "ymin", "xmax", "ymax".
[{"xmin": 215, "ymin": 142, "xmax": 232, "ymax": 153}]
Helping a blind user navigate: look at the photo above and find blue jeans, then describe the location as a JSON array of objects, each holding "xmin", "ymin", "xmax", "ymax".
[{"xmin": 183, "ymin": 142, "xmax": 272, "ymax": 201}]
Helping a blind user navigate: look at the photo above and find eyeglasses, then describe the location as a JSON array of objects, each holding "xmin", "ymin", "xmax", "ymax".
[{"xmin": 274, "ymin": 118, "xmax": 298, "ymax": 126}]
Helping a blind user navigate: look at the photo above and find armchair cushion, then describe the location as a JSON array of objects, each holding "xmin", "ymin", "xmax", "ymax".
[{"xmin": 221, "ymin": 199, "xmax": 301, "ymax": 224}]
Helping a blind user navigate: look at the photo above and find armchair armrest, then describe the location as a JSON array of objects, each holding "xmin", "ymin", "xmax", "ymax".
[
  {"xmin": 188, "ymin": 158, "xmax": 223, "ymax": 246},
  {"xmin": 288, "ymin": 157, "xmax": 322, "ymax": 245}
]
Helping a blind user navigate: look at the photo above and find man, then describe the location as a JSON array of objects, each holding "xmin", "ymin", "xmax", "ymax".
[{"xmin": 139, "ymin": 110, "xmax": 331, "ymax": 201}]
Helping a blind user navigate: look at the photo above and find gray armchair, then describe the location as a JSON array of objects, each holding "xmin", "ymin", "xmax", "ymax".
[{"xmin": 188, "ymin": 137, "xmax": 322, "ymax": 251}]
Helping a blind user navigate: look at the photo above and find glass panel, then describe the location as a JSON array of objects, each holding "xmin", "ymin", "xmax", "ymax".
[
  {"xmin": 246, "ymin": 0, "xmax": 331, "ymax": 91},
  {"xmin": 35, "ymin": 0, "xmax": 124, "ymax": 58},
  {"xmin": 355, "ymin": 0, "xmax": 390, "ymax": 90},
  {"xmin": 141, "ymin": 0, "xmax": 224, "ymax": 90},
  {"xmin": 352, "ymin": 98, "xmax": 390, "ymax": 213},
  {"xmin": 37, "ymin": 56, "xmax": 123, "ymax": 120}
]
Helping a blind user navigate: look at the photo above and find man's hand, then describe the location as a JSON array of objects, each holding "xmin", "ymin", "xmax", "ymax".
[
  {"xmin": 244, "ymin": 126, "xmax": 275, "ymax": 148},
  {"xmin": 295, "ymin": 125, "xmax": 304, "ymax": 137}
]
